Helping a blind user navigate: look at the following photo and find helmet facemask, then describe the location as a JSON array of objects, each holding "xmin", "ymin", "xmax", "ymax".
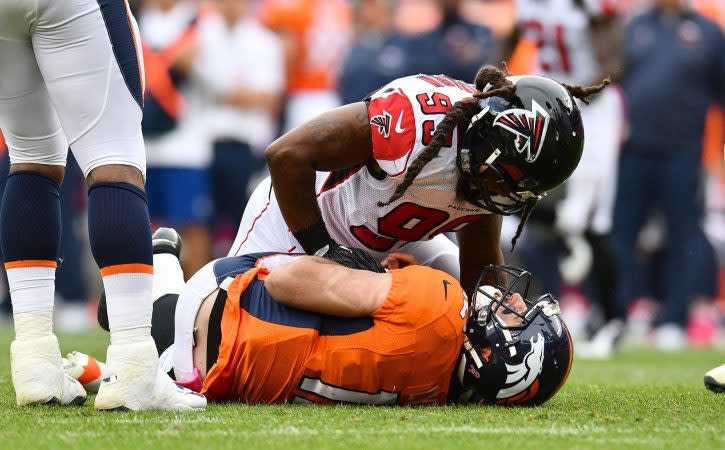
[
  {"xmin": 459, "ymin": 265, "xmax": 571, "ymax": 406},
  {"xmin": 457, "ymin": 102, "xmax": 545, "ymax": 216}
]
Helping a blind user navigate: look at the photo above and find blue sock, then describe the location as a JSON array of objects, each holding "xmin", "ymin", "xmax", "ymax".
[
  {"xmin": 88, "ymin": 182, "xmax": 153, "ymax": 335},
  {"xmin": 1, "ymin": 171, "xmax": 61, "ymax": 324},
  {"xmin": 0, "ymin": 171, "xmax": 61, "ymax": 265}
]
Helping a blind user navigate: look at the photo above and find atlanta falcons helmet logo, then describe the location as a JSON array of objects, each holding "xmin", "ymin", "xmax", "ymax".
[
  {"xmin": 492, "ymin": 100, "xmax": 550, "ymax": 163},
  {"xmin": 370, "ymin": 111, "xmax": 392, "ymax": 138},
  {"xmin": 495, "ymin": 333, "xmax": 545, "ymax": 400}
]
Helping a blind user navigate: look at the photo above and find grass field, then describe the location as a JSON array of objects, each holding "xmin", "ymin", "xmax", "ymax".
[{"xmin": 0, "ymin": 329, "xmax": 722, "ymax": 450}]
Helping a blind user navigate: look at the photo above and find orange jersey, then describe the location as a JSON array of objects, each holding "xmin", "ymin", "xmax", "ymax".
[
  {"xmin": 201, "ymin": 257, "xmax": 467, "ymax": 405},
  {"xmin": 260, "ymin": 0, "xmax": 351, "ymax": 93}
]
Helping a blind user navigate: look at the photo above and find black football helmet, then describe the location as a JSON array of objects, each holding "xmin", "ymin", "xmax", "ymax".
[
  {"xmin": 457, "ymin": 265, "xmax": 573, "ymax": 406},
  {"xmin": 457, "ymin": 75, "xmax": 584, "ymax": 215}
]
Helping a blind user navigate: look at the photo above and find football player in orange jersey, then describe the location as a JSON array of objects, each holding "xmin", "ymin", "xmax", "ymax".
[{"xmin": 75, "ymin": 228, "xmax": 573, "ymax": 406}]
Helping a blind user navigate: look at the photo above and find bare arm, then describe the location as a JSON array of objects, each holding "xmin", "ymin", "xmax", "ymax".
[
  {"xmin": 266, "ymin": 102, "xmax": 374, "ymax": 233},
  {"xmin": 264, "ymin": 256, "xmax": 392, "ymax": 317},
  {"xmin": 457, "ymin": 215, "xmax": 504, "ymax": 297}
]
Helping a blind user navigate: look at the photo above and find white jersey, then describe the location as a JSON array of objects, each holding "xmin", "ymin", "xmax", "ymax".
[
  {"xmin": 316, "ymin": 75, "xmax": 489, "ymax": 257},
  {"xmin": 516, "ymin": 0, "xmax": 619, "ymax": 84},
  {"xmin": 229, "ymin": 74, "xmax": 489, "ymax": 275}
]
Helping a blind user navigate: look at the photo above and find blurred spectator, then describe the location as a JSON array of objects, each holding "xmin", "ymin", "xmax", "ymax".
[
  {"xmin": 138, "ymin": 0, "xmax": 213, "ymax": 276},
  {"xmin": 260, "ymin": 0, "xmax": 352, "ymax": 131},
  {"xmin": 338, "ymin": 0, "xmax": 405, "ymax": 104},
  {"xmin": 502, "ymin": 0, "xmax": 626, "ymax": 357},
  {"xmin": 459, "ymin": 0, "xmax": 517, "ymax": 38},
  {"xmin": 612, "ymin": 0, "xmax": 725, "ymax": 350},
  {"xmin": 395, "ymin": 0, "xmax": 496, "ymax": 81},
  {"xmin": 193, "ymin": 0, "xmax": 284, "ymax": 250}
]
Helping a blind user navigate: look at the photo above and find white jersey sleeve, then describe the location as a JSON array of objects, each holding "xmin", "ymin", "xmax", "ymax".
[{"xmin": 366, "ymin": 74, "xmax": 477, "ymax": 178}]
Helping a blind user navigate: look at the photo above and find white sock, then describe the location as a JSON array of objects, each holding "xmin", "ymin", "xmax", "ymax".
[
  {"xmin": 6, "ymin": 266, "xmax": 56, "ymax": 340},
  {"xmin": 102, "ymin": 270, "xmax": 154, "ymax": 345},
  {"xmin": 13, "ymin": 310, "xmax": 53, "ymax": 341},
  {"xmin": 110, "ymin": 326, "xmax": 153, "ymax": 346},
  {"xmin": 152, "ymin": 253, "xmax": 185, "ymax": 300}
]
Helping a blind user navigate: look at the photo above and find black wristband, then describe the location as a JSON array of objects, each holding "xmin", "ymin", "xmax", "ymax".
[{"xmin": 292, "ymin": 218, "xmax": 335, "ymax": 254}]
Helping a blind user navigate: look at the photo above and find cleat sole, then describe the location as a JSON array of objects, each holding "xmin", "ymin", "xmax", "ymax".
[
  {"xmin": 98, "ymin": 405, "xmax": 131, "ymax": 412},
  {"xmin": 68, "ymin": 395, "xmax": 87, "ymax": 406}
]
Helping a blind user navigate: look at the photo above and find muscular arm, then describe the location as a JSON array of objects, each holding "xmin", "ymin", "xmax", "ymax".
[
  {"xmin": 264, "ymin": 256, "xmax": 392, "ymax": 317},
  {"xmin": 265, "ymin": 102, "xmax": 373, "ymax": 232},
  {"xmin": 456, "ymin": 215, "xmax": 504, "ymax": 297}
]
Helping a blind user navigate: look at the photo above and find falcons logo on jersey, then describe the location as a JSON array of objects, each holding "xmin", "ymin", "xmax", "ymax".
[
  {"xmin": 370, "ymin": 111, "xmax": 392, "ymax": 139},
  {"xmin": 493, "ymin": 100, "xmax": 550, "ymax": 163},
  {"xmin": 495, "ymin": 333, "xmax": 545, "ymax": 400}
]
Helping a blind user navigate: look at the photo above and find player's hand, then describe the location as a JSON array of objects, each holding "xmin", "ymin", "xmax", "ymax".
[
  {"xmin": 315, "ymin": 243, "xmax": 386, "ymax": 273},
  {"xmin": 381, "ymin": 252, "xmax": 418, "ymax": 269}
]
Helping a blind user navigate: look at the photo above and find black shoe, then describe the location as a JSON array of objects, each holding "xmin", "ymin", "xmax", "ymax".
[{"xmin": 152, "ymin": 227, "xmax": 182, "ymax": 258}]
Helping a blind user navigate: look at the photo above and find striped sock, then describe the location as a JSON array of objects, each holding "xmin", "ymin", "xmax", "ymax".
[
  {"xmin": 0, "ymin": 172, "xmax": 62, "ymax": 340},
  {"xmin": 88, "ymin": 182, "xmax": 154, "ymax": 345}
]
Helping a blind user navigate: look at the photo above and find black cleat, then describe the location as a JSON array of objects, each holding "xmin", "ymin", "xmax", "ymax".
[{"xmin": 152, "ymin": 227, "xmax": 182, "ymax": 258}]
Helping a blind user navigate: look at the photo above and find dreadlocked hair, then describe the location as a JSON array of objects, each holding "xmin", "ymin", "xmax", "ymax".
[
  {"xmin": 377, "ymin": 64, "xmax": 518, "ymax": 207},
  {"xmin": 562, "ymin": 78, "xmax": 610, "ymax": 105}
]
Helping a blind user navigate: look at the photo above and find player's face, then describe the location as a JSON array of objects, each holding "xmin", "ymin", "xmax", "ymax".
[
  {"xmin": 494, "ymin": 293, "xmax": 526, "ymax": 326},
  {"xmin": 477, "ymin": 286, "xmax": 528, "ymax": 327}
]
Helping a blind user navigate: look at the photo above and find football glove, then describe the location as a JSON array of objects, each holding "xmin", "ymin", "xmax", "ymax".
[{"xmin": 315, "ymin": 243, "xmax": 386, "ymax": 273}]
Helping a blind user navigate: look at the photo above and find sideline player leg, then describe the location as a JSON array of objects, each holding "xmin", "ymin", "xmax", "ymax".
[
  {"xmin": 0, "ymin": 0, "xmax": 204, "ymax": 410},
  {"xmin": 0, "ymin": 5, "xmax": 84, "ymax": 406},
  {"xmin": 70, "ymin": 228, "xmax": 206, "ymax": 410}
]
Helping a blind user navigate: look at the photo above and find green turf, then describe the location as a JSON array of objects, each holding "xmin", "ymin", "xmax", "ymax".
[{"xmin": 0, "ymin": 329, "xmax": 722, "ymax": 450}]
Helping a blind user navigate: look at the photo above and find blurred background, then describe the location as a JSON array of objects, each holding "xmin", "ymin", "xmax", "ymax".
[{"xmin": 0, "ymin": 0, "xmax": 722, "ymax": 357}]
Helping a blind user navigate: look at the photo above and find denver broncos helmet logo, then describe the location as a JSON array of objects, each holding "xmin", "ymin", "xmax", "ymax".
[
  {"xmin": 496, "ymin": 333, "xmax": 545, "ymax": 401},
  {"xmin": 370, "ymin": 111, "xmax": 392, "ymax": 139},
  {"xmin": 493, "ymin": 100, "xmax": 550, "ymax": 163}
]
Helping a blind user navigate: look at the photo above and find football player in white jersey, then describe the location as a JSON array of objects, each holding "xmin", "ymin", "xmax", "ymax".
[
  {"xmin": 0, "ymin": 1, "xmax": 204, "ymax": 410},
  {"xmin": 229, "ymin": 65, "xmax": 607, "ymax": 294},
  {"xmin": 503, "ymin": 0, "xmax": 626, "ymax": 356}
]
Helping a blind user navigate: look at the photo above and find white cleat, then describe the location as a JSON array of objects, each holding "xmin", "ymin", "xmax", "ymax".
[
  {"xmin": 10, "ymin": 334, "xmax": 87, "ymax": 406},
  {"xmin": 94, "ymin": 339, "xmax": 206, "ymax": 411}
]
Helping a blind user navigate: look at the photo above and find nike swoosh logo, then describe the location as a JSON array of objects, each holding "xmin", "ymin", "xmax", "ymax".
[
  {"xmin": 443, "ymin": 279, "xmax": 451, "ymax": 300},
  {"xmin": 395, "ymin": 111, "xmax": 406, "ymax": 133}
]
